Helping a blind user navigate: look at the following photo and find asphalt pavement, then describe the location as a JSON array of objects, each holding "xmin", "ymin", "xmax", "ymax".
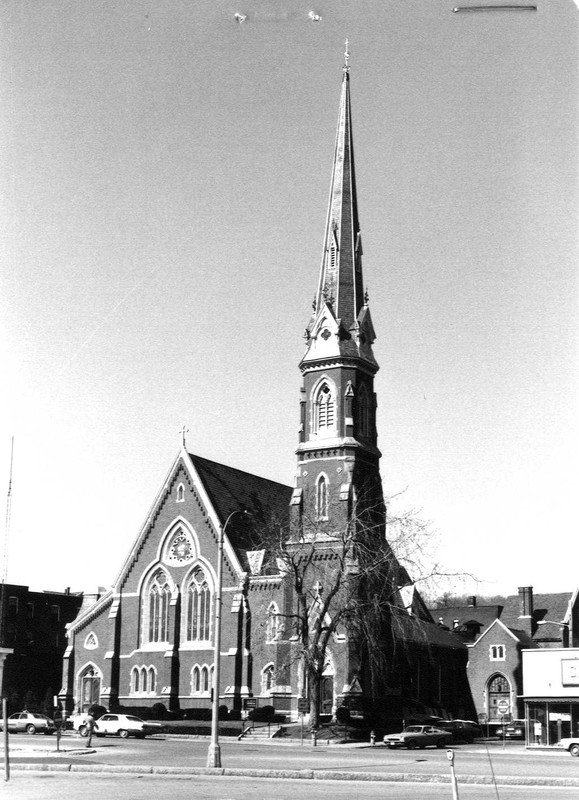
[{"xmin": 2, "ymin": 733, "xmax": 579, "ymax": 789}]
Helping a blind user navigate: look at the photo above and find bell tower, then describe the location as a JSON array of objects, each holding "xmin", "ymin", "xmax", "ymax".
[{"xmin": 292, "ymin": 50, "xmax": 383, "ymax": 535}]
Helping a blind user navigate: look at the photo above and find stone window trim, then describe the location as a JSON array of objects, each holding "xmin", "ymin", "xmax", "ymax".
[
  {"xmin": 266, "ymin": 602, "xmax": 283, "ymax": 643},
  {"xmin": 311, "ymin": 377, "xmax": 338, "ymax": 436},
  {"xmin": 84, "ymin": 632, "xmax": 98, "ymax": 650},
  {"xmin": 490, "ymin": 644, "xmax": 506, "ymax": 661},
  {"xmin": 261, "ymin": 663, "xmax": 276, "ymax": 695},
  {"xmin": 185, "ymin": 566, "xmax": 213, "ymax": 643},
  {"xmin": 130, "ymin": 665, "xmax": 157, "ymax": 696},
  {"xmin": 191, "ymin": 663, "xmax": 213, "ymax": 696},
  {"xmin": 316, "ymin": 473, "xmax": 329, "ymax": 520}
]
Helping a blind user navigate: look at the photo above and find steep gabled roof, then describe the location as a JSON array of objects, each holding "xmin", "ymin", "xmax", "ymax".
[{"xmin": 186, "ymin": 452, "xmax": 292, "ymax": 557}]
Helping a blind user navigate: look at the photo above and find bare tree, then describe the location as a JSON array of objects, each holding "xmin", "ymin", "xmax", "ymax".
[{"xmin": 245, "ymin": 487, "xmax": 467, "ymax": 729}]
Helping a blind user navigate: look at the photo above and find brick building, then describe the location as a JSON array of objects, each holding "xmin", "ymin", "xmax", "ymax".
[
  {"xmin": 0, "ymin": 584, "xmax": 83, "ymax": 712},
  {"xmin": 61, "ymin": 60, "xmax": 472, "ymax": 725},
  {"xmin": 433, "ymin": 586, "xmax": 577, "ymax": 725}
]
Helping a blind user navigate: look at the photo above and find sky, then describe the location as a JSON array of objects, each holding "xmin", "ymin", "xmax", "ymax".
[{"xmin": 1, "ymin": 0, "xmax": 577, "ymax": 600}]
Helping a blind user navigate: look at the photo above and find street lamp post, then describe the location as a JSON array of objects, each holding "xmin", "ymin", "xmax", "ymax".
[{"xmin": 206, "ymin": 509, "xmax": 246, "ymax": 768}]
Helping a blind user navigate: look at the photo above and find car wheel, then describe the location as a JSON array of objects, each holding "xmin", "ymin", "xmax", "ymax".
[
  {"xmin": 406, "ymin": 739, "xmax": 417, "ymax": 750},
  {"xmin": 387, "ymin": 744, "xmax": 394, "ymax": 749},
  {"xmin": 78, "ymin": 725, "xmax": 87, "ymax": 737},
  {"xmin": 436, "ymin": 739, "xmax": 446, "ymax": 748},
  {"xmin": 118, "ymin": 729, "xmax": 129, "ymax": 739},
  {"xmin": 570, "ymin": 744, "xmax": 579, "ymax": 757},
  {"xmin": 44, "ymin": 730, "xmax": 55, "ymax": 735},
  {"xmin": 26, "ymin": 724, "xmax": 36, "ymax": 735}
]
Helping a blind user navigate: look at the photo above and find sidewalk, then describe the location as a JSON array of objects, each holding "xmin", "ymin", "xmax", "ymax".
[{"xmin": 4, "ymin": 737, "xmax": 579, "ymax": 788}]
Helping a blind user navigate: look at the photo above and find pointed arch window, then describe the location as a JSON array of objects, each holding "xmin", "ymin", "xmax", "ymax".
[
  {"xmin": 266, "ymin": 602, "xmax": 282, "ymax": 642},
  {"xmin": 192, "ymin": 665, "xmax": 201, "ymax": 694},
  {"xmin": 191, "ymin": 664, "xmax": 212, "ymax": 696},
  {"xmin": 316, "ymin": 475, "xmax": 329, "ymax": 520},
  {"xmin": 314, "ymin": 383, "xmax": 335, "ymax": 433},
  {"xmin": 487, "ymin": 673, "xmax": 511, "ymax": 721},
  {"xmin": 261, "ymin": 663, "xmax": 275, "ymax": 695},
  {"xmin": 357, "ymin": 384, "xmax": 371, "ymax": 438},
  {"xmin": 148, "ymin": 571, "xmax": 170, "ymax": 643},
  {"xmin": 186, "ymin": 568, "xmax": 212, "ymax": 642}
]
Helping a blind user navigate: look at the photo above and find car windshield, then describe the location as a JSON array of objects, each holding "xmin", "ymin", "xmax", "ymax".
[
  {"xmin": 125, "ymin": 716, "xmax": 143, "ymax": 722},
  {"xmin": 404, "ymin": 726, "xmax": 422, "ymax": 733}
]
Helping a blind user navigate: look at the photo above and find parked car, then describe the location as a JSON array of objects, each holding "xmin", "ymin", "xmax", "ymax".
[
  {"xmin": 496, "ymin": 719, "xmax": 526, "ymax": 739},
  {"xmin": 384, "ymin": 725, "xmax": 453, "ymax": 749},
  {"xmin": 435, "ymin": 719, "xmax": 478, "ymax": 744},
  {"xmin": 559, "ymin": 737, "xmax": 579, "ymax": 757},
  {"xmin": 92, "ymin": 713, "xmax": 164, "ymax": 739},
  {"xmin": 503, "ymin": 719, "xmax": 526, "ymax": 739},
  {"xmin": 0, "ymin": 712, "xmax": 56, "ymax": 735}
]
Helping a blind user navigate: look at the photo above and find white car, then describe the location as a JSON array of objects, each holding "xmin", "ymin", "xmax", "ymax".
[
  {"xmin": 93, "ymin": 713, "xmax": 163, "ymax": 739},
  {"xmin": 558, "ymin": 737, "xmax": 579, "ymax": 757}
]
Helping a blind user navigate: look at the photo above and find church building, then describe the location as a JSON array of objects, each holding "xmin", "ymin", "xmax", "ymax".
[{"xmin": 61, "ymin": 57, "xmax": 472, "ymax": 726}]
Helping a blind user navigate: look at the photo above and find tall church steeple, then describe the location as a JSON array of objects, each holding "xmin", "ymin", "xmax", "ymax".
[
  {"xmin": 293, "ymin": 52, "xmax": 383, "ymax": 531},
  {"xmin": 303, "ymin": 46, "xmax": 377, "ymax": 370}
]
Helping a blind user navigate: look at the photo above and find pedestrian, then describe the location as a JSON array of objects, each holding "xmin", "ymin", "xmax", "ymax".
[{"xmin": 85, "ymin": 712, "xmax": 95, "ymax": 747}]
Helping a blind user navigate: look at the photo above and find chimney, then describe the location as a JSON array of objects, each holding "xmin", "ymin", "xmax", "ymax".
[
  {"xmin": 519, "ymin": 586, "xmax": 534, "ymax": 617},
  {"xmin": 518, "ymin": 586, "xmax": 534, "ymax": 636},
  {"xmin": 468, "ymin": 596, "xmax": 476, "ymax": 607}
]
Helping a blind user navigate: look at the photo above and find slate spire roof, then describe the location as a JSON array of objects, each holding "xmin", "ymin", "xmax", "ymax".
[
  {"xmin": 314, "ymin": 63, "xmax": 363, "ymax": 331},
  {"xmin": 302, "ymin": 57, "xmax": 377, "ymax": 368}
]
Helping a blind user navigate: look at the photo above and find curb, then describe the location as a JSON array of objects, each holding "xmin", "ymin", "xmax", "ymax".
[{"xmin": 8, "ymin": 762, "xmax": 579, "ymax": 787}]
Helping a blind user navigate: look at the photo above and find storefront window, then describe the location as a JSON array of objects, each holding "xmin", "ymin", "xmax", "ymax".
[
  {"xmin": 527, "ymin": 704, "xmax": 547, "ymax": 746},
  {"xmin": 548, "ymin": 703, "xmax": 571, "ymax": 745},
  {"xmin": 527, "ymin": 702, "xmax": 576, "ymax": 746}
]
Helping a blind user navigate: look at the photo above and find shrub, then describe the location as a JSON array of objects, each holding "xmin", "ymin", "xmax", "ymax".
[
  {"xmin": 248, "ymin": 705, "xmax": 275, "ymax": 722},
  {"xmin": 218, "ymin": 705, "xmax": 229, "ymax": 720},
  {"xmin": 335, "ymin": 706, "xmax": 350, "ymax": 724},
  {"xmin": 151, "ymin": 702, "xmax": 167, "ymax": 720},
  {"xmin": 181, "ymin": 707, "xmax": 212, "ymax": 721}
]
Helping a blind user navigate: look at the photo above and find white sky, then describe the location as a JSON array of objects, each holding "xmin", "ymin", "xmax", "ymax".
[{"xmin": 1, "ymin": 0, "xmax": 577, "ymax": 598}]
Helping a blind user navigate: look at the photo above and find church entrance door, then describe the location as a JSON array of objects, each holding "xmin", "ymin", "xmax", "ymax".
[{"xmin": 81, "ymin": 668, "xmax": 101, "ymax": 712}]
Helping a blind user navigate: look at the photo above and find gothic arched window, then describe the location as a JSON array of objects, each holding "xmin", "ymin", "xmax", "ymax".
[
  {"xmin": 314, "ymin": 383, "xmax": 335, "ymax": 433},
  {"xmin": 316, "ymin": 475, "xmax": 329, "ymax": 520},
  {"xmin": 192, "ymin": 665, "xmax": 201, "ymax": 694},
  {"xmin": 487, "ymin": 673, "xmax": 511, "ymax": 721},
  {"xmin": 266, "ymin": 602, "xmax": 281, "ymax": 642},
  {"xmin": 201, "ymin": 666, "xmax": 209, "ymax": 693},
  {"xmin": 186, "ymin": 568, "xmax": 212, "ymax": 642},
  {"xmin": 357, "ymin": 384, "xmax": 370, "ymax": 438},
  {"xmin": 261, "ymin": 663, "xmax": 275, "ymax": 694},
  {"xmin": 148, "ymin": 571, "xmax": 170, "ymax": 643}
]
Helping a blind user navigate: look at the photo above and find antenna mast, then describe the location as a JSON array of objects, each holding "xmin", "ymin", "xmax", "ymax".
[{"xmin": 0, "ymin": 438, "xmax": 14, "ymax": 647}]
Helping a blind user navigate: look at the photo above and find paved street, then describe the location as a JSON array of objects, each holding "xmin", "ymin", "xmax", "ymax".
[
  {"xmin": 4, "ymin": 733, "xmax": 577, "ymax": 783},
  {"xmin": 3, "ymin": 773, "xmax": 579, "ymax": 800}
]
